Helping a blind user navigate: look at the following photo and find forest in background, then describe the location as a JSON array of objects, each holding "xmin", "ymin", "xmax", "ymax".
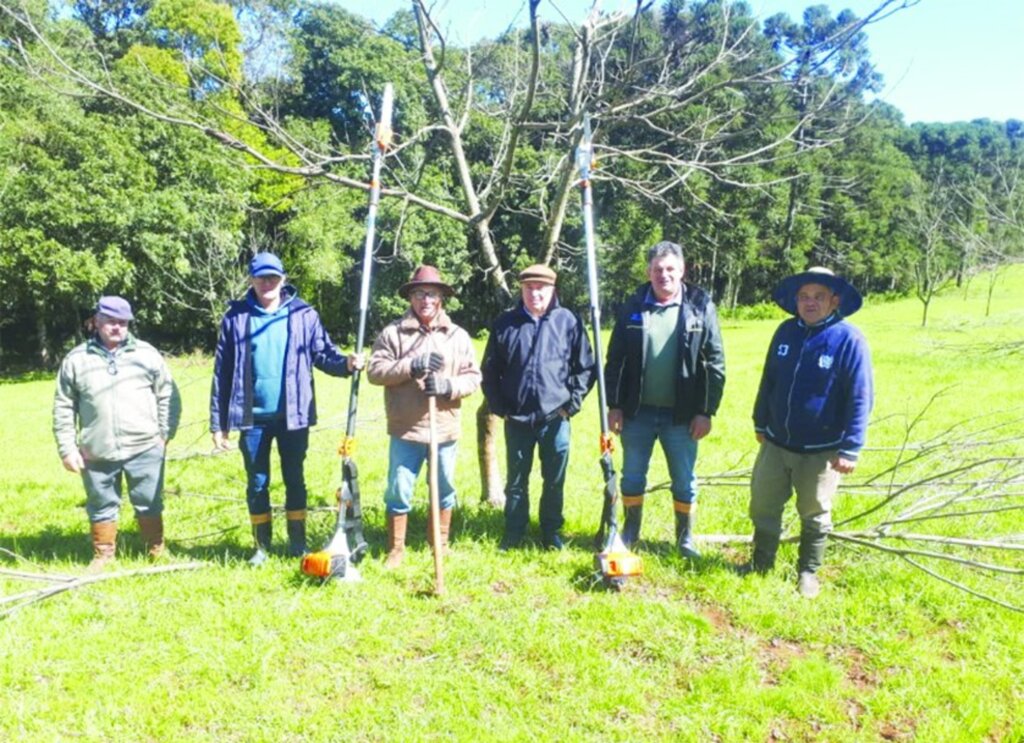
[{"xmin": 1, "ymin": 0, "xmax": 1021, "ymax": 364}]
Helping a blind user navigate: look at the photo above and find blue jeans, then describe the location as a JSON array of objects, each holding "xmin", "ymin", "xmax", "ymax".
[
  {"xmin": 81, "ymin": 443, "xmax": 166, "ymax": 522},
  {"xmin": 238, "ymin": 420, "xmax": 309, "ymax": 516},
  {"xmin": 621, "ymin": 405, "xmax": 698, "ymax": 504},
  {"xmin": 384, "ymin": 436, "xmax": 458, "ymax": 514},
  {"xmin": 504, "ymin": 416, "xmax": 570, "ymax": 539}
]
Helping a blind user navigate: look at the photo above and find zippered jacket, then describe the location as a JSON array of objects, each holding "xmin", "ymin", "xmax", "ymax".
[
  {"xmin": 367, "ymin": 308, "xmax": 480, "ymax": 444},
  {"xmin": 210, "ymin": 286, "xmax": 351, "ymax": 433},
  {"xmin": 605, "ymin": 282, "xmax": 726, "ymax": 423},
  {"xmin": 481, "ymin": 298, "xmax": 595, "ymax": 425},
  {"xmin": 752, "ymin": 313, "xmax": 873, "ymax": 459},
  {"xmin": 54, "ymin": 335, "xmax": 178, "ymax": 462}
]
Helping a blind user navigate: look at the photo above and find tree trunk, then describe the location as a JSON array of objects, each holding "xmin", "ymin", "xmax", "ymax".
[{"xmin": 476, "ymin": 400, "xmax": 504, "ymax": 508}]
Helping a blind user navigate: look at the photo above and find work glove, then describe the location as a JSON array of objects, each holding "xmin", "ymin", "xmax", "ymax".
[
  {"xmin": 424, "ymin": 373, "xmax": 452, "ymax": 398},
  {"xmin": 411, "ymin": 351, "xmax": 444, "ymax": 379}
]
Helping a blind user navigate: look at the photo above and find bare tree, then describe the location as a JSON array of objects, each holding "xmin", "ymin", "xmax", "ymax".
[{"xmin": 0, "ymin": 0, "xmax": 914, "ymax": 498}]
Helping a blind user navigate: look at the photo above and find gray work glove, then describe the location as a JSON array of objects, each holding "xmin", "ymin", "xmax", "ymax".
[
  {"xmin": 411, "ymin": 351, "xmax": 444, "ymax": 379},
  {"xmin": 424, "ymin": 373, "xmax": 452, "ymax": 398}
]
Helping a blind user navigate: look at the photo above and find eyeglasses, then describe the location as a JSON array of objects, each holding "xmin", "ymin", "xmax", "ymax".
[{"xmin": 411, "ymin": 290, "xmax": 441, "ymax": 301}]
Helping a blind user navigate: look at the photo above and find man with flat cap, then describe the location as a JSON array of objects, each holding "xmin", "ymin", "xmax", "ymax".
[
  {"xmin": 210, "ymin": 252, "xmax": 364, "ymax": 566},
  {"xmin": 367, "ymin": 265, "xmax": 481, "ymax": 568},
  {"xmin": 745, "ymin": 267, "xmax": 874, "ymax": 598},
  {"xmin": 54, "ymin": 296, "xmax": 180, "ymax": 570},
  {"xmin": 481, "ymin": 264, "xmax": 595, "ymax": 550}
]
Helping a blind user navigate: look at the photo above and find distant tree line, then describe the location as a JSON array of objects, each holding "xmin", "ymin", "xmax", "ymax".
[{"xmin": 0, "ymin": 0, "xmax": 1021, "ymax": 364}]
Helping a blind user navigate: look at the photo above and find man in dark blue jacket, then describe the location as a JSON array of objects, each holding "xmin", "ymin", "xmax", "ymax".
[
  {"xmin": 210, "ymin": 253, "xmax": 364, "ymax": 565},
  {"xmin": 746, "ymin": 267, "xmax": 873, "ymax": 598},
  {"xmin": 481, "ymin": 264, "xmax": 595, "ymax": 550},
  {"xmin": 605, "ymin": 241, "xmax": 726, "ymax": 558}
]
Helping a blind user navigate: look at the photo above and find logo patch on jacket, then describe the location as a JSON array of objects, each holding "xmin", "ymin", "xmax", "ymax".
[
  {"xmin": 818, "ymin": 354, "xmax": 834, "ymax": 370},
  {"xmin": 777, "ymin": 344, "xmax": 789, "ymax": 357},
  {"xmin": 686, "ymin": 317, "xmax": 703, "ymax": 332}
]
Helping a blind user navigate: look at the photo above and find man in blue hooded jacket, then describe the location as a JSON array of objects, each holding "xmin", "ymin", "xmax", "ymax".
[
  {"xmin": 746, "ymin": 267, "xmax": 873, "ymax": 598},
  {"xmin": 210, "ymin": 253, "xmax": 364, "ymax": 565}
]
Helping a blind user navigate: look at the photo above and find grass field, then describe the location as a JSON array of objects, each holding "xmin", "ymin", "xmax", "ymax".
[{"xmin": 2, "ymin": 267, "xmax": 1023, "ymax": 741}]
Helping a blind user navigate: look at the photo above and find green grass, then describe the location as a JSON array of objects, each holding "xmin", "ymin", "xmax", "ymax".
[{"xmin": 2, "ymin": 268, "xmax": 1023, "ymax": 741}]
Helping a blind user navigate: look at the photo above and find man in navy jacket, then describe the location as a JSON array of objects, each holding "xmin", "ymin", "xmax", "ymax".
[
  {"xmin": 210, "ymin": 253, "xmax": 363, "ymax": 565},
  {"xmin": 605, "ymin": 241, "xmax": 726, "ymax": 558},
  {"xmin": 481, "ymin": 264, "xmax": 595, "ymax": 550},
  {"xmin": 746, "ymin": 267, "xmax": 873, "ymax": 598}
]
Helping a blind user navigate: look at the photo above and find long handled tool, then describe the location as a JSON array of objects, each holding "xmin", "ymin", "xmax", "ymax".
[
  {"xmin": 302, "ymin": 83, "xmax": 394, "ymax": 581},
  {"xmin": 576, "ymin": 114, "xmax": 643, "ymax": 591},
  {"xmin": 427, "ymin": 394, "xmax": 445, "ymax": 595}
]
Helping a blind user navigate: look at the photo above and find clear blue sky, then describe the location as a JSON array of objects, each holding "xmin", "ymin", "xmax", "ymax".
[{"xmin": 341, "ymin": 0, "xmax": 1023, "ymax": 124}]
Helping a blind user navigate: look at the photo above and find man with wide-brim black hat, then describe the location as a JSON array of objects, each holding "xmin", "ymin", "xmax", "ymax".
[
  {"xmin": 367, "ymin": 265, "xmax": 481, "ymax": 568},
  {"xmin": 744, "ymin": 267, "xmax": 874, "ymax": 598}
]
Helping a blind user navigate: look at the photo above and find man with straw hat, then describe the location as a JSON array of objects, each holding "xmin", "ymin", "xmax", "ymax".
[
  {"xmin": 744, "ymin": 267, "xmax": 874, "ymax": 598},
  {"xmin": 367, "ymin": 265, "xmax": 481, "ymax": 568}
]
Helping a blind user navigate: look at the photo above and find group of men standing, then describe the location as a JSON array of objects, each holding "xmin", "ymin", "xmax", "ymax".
[{"xmin": 53, "ymin": 242, "xmax": 872, "ymax": 598}]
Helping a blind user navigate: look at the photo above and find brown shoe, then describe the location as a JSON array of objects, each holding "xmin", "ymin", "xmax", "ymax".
[
  {"xmin": 384, "ymin": 513, "xmax": 407, "ymax": 569},
  {"xmin": 88, "ymin": 521, "xmax": 118, "ymax": 572},
  {"xmin": 137, "ymin": 515, "xmax": 165, "ymax": 559}
]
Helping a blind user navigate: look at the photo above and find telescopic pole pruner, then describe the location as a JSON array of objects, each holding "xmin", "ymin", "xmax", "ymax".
[
  {"xmin": 576, "ymin": 114, "xmax": 643, "ymax": 590},
  {"xmin": 301, "ymin": 83, "xmax": 394, "ymax": 581}
]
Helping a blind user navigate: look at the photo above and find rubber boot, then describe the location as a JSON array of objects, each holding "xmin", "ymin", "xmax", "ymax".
[
  {"xmin": 427, "ymin": 508, "xmax": 453, "ymax": 556},
  {"xmin": 797, "ymin": 528, "xmax": 828, "ymax": 599},
  {"xmin": 286, "ymin": 510, "xmax": 308, "ymax": 557},
  {"xmin": 737, "ymin": 528, "xmax": 780, "ymax": 575},
  {"xmin": 620, "ymin": 496, "xmax": 644, "ymax": 548},
  {"xmin": 674, "ymin": 506, "xmax": 701, "ymax": 559},
  {"xmin": 249, "ymin": 518, "xmax": 272, "ymax": 567},
  {"xmin": 137, "ymin": 515, "xmax": 165, "ymax": 559},
  {"xmin": 88, "ymin": 521, "xmax": 118, "ymax": 572},
  {"xmin": 384, "ymin": 513, "xmax": 407, "ymax": 569}
]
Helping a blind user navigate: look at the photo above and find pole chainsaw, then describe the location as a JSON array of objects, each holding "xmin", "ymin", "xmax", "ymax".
[
  {"xmin": 301, "ymin": 83, "xmax": 394, "ymax": 581},
  {"xmin": 576, "ymin": 114, "xmax": 643, "ymax": 591}
]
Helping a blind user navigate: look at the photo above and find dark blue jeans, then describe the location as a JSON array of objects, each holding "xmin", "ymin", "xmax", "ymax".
[
  {"xmin": 238, "ymin": 420, "xmax": 309, "ymax": 517},
  {"xmin": 504, "ymin": 415, "xmax": 570, "ymax": 539}
]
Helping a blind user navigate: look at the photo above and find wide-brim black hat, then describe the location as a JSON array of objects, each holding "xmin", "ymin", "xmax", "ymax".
[{"xmin": 772, "ymin": 267, "xmax": 862, "ymax": 317}]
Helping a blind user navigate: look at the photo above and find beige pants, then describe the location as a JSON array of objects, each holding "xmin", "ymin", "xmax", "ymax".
[{"xmin": 749, "ymin": 440, "xmax": 840, "ymax": 537}]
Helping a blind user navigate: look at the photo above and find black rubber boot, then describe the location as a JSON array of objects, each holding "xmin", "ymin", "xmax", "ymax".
[
  {"xmin": 797, "ymin": 528, "xmax": 828, "ymax": 599},
  {"xmin": 674, "ymin": 510, "xmax": 701, "ymax": 559},
  {"xmin": 249, "ymin": 520, "xmax": 272, "ymax": 567},
  {"xmin": 737, "ymin": 529, "xmax": 779, "ymax": 575},
  {"xmin": 621, "ymin": 502, "xmax": 643, "ymax": 548},
  {"xmin": 286, "ymin": 517, "xmax": 308, "ymax": 557}
]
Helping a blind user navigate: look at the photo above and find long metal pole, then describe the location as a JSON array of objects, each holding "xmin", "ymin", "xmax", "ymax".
[
  {"xmin": 345, "ymin": 83, "xmax": 394, "ymax": 440},
  {"xmin": 576, "ymin": 114, "xmax": 621, "ymax": 545}
]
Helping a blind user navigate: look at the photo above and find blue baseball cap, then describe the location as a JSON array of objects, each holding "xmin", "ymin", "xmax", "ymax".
[
  {"xmin": 95, "ymin": 296, "xmax": 134, "ymax": 321},
  {"xmin": 249, "ymin": 252, "xmax": 285, "ymax": 277}
]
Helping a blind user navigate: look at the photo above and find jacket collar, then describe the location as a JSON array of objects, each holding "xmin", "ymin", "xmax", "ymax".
[
  {"xmin": 398, "ymin": 307, "xmax": 454, "ymax": 333},
  {"xmin": 245, "ymin": 284, "xmax": 297, "ymax": 315},
  {"xmin": 517, "ymin": 294, "xmax": 562, "ymax": 321},
  {"xmin": 87, "ymin": 334, "xmax": 136, "ymax": 357},
  {"xmin": 796, "ymin": 311, "xmax": 843, "ymax": 330}
]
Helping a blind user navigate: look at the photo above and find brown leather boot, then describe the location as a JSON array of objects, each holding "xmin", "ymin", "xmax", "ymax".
[
  {"xmin": 427, "ymin": 508, "xmax": 453, "ymax": 555},
  {"xmin": 88, "ymin": 521, "xmax": 118, "ymax": 572},
  {"xmin": 137, "ymin": 515, "xmax": 165, "ymax": 559},
  {"xmin": 384, "ymin": 513, "xmax": 407, "ymax": 569}
]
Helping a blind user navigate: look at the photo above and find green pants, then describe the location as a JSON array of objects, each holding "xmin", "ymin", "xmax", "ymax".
[{"xmin": 749, "ymin": 440, "xmax": 840, "ymax": 537}]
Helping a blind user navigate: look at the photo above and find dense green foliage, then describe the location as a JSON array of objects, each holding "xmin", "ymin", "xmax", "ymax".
[
  {"xmin": 0, "ymin": 0, "xmax": 1021, "ymax": 363},
  {"xmin": 2, "ymin": 268, "xmax": 1023, "ymax": 740}
]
